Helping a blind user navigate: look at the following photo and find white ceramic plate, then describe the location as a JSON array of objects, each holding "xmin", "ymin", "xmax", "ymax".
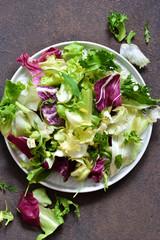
[{"xmin": 5, "ymin": 41, "xmax": 152, "ymax": 193}]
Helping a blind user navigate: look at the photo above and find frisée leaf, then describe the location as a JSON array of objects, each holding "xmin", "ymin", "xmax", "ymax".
[
  {"xmin": 79, "ymin": 49, "xmax": 119, "ymax": 73},
  {"xmin": 107, "ymin": 12, "xmax": 129, "ymax": 42},
  {"xmin": 0, "ymin": 201, "xmax": 14, "ymax": 226},
  {"xmin": 121, "ymin": 75, "xmax": 160, "ymax": 106},
  {"xmin": 126, "ymin": 30, "xmax": 136, "ymax": 44}
]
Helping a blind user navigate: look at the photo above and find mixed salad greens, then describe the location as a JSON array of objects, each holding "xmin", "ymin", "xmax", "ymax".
[{"xmin": 0, "ymin": 41, "xmax": 160, "ymax": 191}]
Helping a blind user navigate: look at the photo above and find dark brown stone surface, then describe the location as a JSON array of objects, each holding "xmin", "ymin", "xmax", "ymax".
[{"xmin": 0, "ymin": 1, "xmax": 160, "ymax": 239}]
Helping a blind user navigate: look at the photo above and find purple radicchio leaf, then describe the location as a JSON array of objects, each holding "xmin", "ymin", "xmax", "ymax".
[
  {"xmin": 16, "ymin": 47, "xmax": 62, "ymax": 85},
  {"xmin": 38, "ymin": 47, "xmax": 62, "ymax": 62},
  {"xmin": 18, "ymin": 191, "xmax": 40, "ymax": 226},
  {"xmin": 16, "ymin": 53, "xmax": 44, "ymax": 85},
  {"xmin": 37, "ymin": 85, "xmax": 65, "ymax": 125},
  {"xmin": 94, "ymin": 74, "xmax": 121, "ymax": 112},
  {"xmin": 41, "ymin": 157, "xmax": 76, "ymax": 181},
  {"xmin": 88, "ymin": 157, "xmax": 106, "ymax": 183},
  {"xmin": 7, "ymin": 132, "xmax": 34, "ymax": 159}
]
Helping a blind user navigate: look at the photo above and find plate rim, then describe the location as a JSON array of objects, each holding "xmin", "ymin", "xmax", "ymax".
[{"xmin": 5, "ymin": 41, "xmax": 152, "ymax": 193}]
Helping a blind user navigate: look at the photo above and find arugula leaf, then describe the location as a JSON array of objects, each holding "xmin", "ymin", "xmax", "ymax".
[
  {"xmin": 124, "ymin": 131, "xmax": 142, "ymax": 145},
  {"xmin": 0, "ymin": 201, "xmax": 14, "ymax": 226},
  {"xmin": 62, "ymin": 72, "xmax": 80, "ymax": 97},
  {"xmin": 145, "ymin": 19, "xmax": 151, "ymax": 43},
  {"xmin": 107, "ymin": 12, "xmax": 129, "ymax": 42},
  {"xmin": 121, "ymin": 75, "xmax": 160, "ymax": 106},
  {"xmin": 126, "ymin": 30, "xmax": 136, "ymax": 44},
  {"xmin": 0, "ymin": 178, "xmax": 18, "ymax": 193},
  {"xmin": 114, "ymin": 154, "xmax": 122, "ymax": 169},
  {"xmin": 79, "ymin": 49, "xmax": 119, "ymax": 73},
  {"xmin": 27, "ymin": 167, "xmax": 53, "ymax": 184}
]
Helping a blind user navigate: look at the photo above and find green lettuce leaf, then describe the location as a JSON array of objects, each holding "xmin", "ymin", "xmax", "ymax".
[
  {"xmin": 33, "ymin": 188, "xmax": 52, "ymax": 207},
  {"xmin": 0, "ymin": 80, "xmax": 25, "ymax": 107},
  {"xmin": 0, "ymin": 201, "xmax": 14, "ymax": 226},
  {"xmin": 109, "ymin": 134, "xmax": 143, "ymax": 177},
  {"xmin": 0, "ymin": 104, "xmax": 17, "ymax": 136},
  {"xmin": 39, "ymin": 55, "xmax": 66, "ymax": 86},
  {"xmin": 31, "ymin": 188, "xmax": 80, "ymax": 240},
  {"xmin": 62, "ymin": 41, "xmax": 84, "ymax": 59},
  {"xmin": 0, "ymin": 80, "xmax": 25, "ymax": 136}
]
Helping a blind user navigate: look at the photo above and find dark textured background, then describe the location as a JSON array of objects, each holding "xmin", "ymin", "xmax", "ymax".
[{"xmin": 0, "ymin": 1, "xmax": 160, "ymax": 239}]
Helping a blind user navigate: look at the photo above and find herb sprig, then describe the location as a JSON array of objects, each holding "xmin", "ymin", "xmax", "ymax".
[
  {"xmin": 0, "ymin": 178, "xmax": 18, "ymax": 192},
  {"xmin": 145, "ymin": 19, "xmax": 151, "ymax": 43}
]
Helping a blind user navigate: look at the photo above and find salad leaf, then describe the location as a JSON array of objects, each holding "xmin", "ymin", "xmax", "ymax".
[
  {"xmin": 71, "ymin": 160, "xmax": 91, "ymax": 181},
  {"xmin": 62, "ymin": 41, "xmax": 84, "ymax": 59},
  {"xmin": 18, "ymin": 85, "xmax": 41, "ymax": 111},
  {"xmin": 51, "ymin": 157, "xmax": 76, "ymax": 181},
  {"xmin": 15, "ymin": 111, "xmax": 32, "ymax": 137},
  {"xmin": 18, "ymin": 191, "xmax": 40, "ymax": 226},
  {"xmin": 0, "ymin": 80, "xmax": 25, "ymax": 136},
  {"xmin": 79, "ymin": 49, "xmax": 119, "ymax": 73},
  {"xmin": 7, "ymin": 132, "xmax": 34, "ymax": 159},
  {"xmin": 145, "ymin": 19, "xmax": 150, "ymax": 43},
  {"xmin": 37, "ymin": 205, "xmax": 63, "ymax": 240},
  {"xmin": 27, "ymin": 167, "xmax": 53, "ymax": 184},
  {"xmin": 89, "ymin": 131, "xmax": 111, "ymax": 160},
  {"xmin": 54, "ymin": 195, "xmax": 80, "ymax": 217},
  {"xmin": 107, "ymin": 12, "xmax": 129, "ymax": 42},
  {"xmin": 88, "ymin": 157, "xmax": 106, "ymax": 183},
  {"xmin": 120, "ymin": 43, "xmax": 150, "ymax": 68},
  {"xmin": 37, "ymin": 85, "xmax": 57, "ymax": 101},
  {"xmin": 124, "ymin": 130, "xmax": 142, "ymax": 145},
  {"xmin": 15, "ymin": 101, "xmax": 55, "ymax": 138},
  {"xmin": 65, "ymin": 56, "xmax": 85, "ymax": 83},
  {"xmin": 17, "ymin": 53, "xmax": 44, "ymax": 85},
  {"xmin": 38, "ymin": 55, "xmax": 66, "ymax": 72},
  {"xmin": 121, "ymin": 75, "xmax": 160, "ymax": 106},
  {"xmin": 0, "ymin": 178, "xmax": 18, "ymax": 192},
  {"xmin": 110, "ymin": 134, "xmax": 143, "ymax": 177},
  {"xmin": 126, "ymin": 30, "xmax": 136, "ymax": 44},
  {"xmin": 147, "ymin": 106, "xmax": 160, "ymax": 123},
  {"xmin": 18, "ymin": 188, "xmax": 79, "ymax": 240},
  {"xmin": 17, "ymin": 47, "xmax": 63, "ymax": 85},
  {"xmin": 38, "ymin": 47, "xmax": 62, "ymax": 61},
  {"xmin": 0, "ymin": 201, "xmax": 14, "ymax": 226},
  {"xmin": 94, "ymin": 74, "xmax": 121, "ymax": 112},
  {"xmin": 62, "ymin": 72, "xmax": 80, "ymax": 98},
  {"xmin": 0, "ymin": 80, "xmax": 25, "ymax": 106},
  {"xmin": 56, "ymin": 82, "xmax": 73, "ymax": 103},
  {"xmin": 101, "ymin": 106, "xmax": 128, "ymax": 135},
  {"xmin": 37, "ymin": 85, "xmax": 65, "ymax": 125},
  {"xmin": 114, "ymin": 154, "xmax": 122, "ymax": 169},
  {"xmin": 0, "ymin": 104, "xmax": 17, "ymax": 137}
]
